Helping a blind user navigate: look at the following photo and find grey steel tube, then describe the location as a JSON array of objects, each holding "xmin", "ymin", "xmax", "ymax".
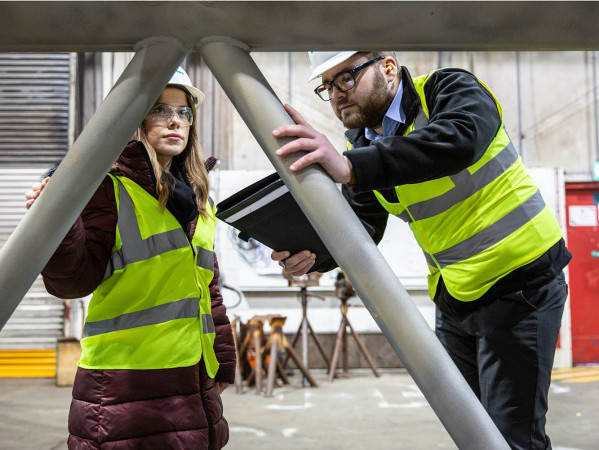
[
  {"xmin": 199, "ymin": 37, "xmax": 509, "ymax": 449},
  {"xmin": 0, "ymin": 36, "xmax": 189, "ymax": 330}
]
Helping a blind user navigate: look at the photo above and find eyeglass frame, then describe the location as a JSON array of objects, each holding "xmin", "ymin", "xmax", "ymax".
[
  {"xmin": 313, "ymin": 56, "xmax": 385, "ymax": 101},
  {"xmin": 145, "ymin": 103, "xmax": 194, "ymax": 127}
]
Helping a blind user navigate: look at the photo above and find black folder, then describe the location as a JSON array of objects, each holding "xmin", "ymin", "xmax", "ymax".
[{"xmin": 216, "ymin": 173, "xmax": 375, "ymax": 269}]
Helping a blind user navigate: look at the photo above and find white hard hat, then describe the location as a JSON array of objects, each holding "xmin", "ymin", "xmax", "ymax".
[
  {"xmin": 308, "ymin": 51, "xmax": 358, "ymax": 81},
  {"xmin": 168, "ymin": 67, "xmax": 205, "ymax": 107}
]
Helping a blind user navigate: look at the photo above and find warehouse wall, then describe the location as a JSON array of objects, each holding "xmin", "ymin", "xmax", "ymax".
[
  {"xmin": 209, "ymin": 51, "xmax": 598, "ymax": 182},
  {"xmin": 2, "ymin": 50, "xmax": 594, "ymax": 371},
  {"xmin": 94, "ymin": 50, "xmax": 599, "ymax": 181}
]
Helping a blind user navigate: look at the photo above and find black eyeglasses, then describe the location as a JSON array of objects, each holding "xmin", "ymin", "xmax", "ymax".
[{"xmin": 314, "ymin": 56, "xmax": 384, "ymax": 101}]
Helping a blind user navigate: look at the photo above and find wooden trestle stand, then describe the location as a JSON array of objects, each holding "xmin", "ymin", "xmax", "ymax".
[
  {"xmin": 265, "ymin": 315, "xmax": 317, "ymax": 397},
  {"xmin": 236, "ymin": 314, "xmax": 317, "ymax": 396}
]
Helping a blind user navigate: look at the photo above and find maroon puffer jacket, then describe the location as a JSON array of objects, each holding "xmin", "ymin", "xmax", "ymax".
[{"xmin": 42, "ymin": 141, "xmax": 236, "ymax": 449}]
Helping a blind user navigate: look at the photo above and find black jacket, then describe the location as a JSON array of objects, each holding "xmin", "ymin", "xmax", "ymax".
[{"xmin": 315, "ymin": 67, "xmax": 571, "ymax": 312}]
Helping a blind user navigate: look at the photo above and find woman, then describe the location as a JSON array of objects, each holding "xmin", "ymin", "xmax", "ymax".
[{"xmin": 26, "ymin": 67, "xmax": 236, "ymax": 449}]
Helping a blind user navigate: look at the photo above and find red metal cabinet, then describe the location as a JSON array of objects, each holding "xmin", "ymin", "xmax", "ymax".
[{"xmin": 565, "ymin": 182, "xmax": 599, "ymax": 364}]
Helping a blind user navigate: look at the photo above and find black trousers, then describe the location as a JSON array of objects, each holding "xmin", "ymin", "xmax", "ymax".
[{"xmin": 435, "ymin": 271, "xmax": 568, "ymax": 450}]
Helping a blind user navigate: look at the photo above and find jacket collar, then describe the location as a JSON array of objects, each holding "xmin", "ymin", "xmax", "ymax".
[
  {"xmin": 112, "ymin": 140, "xmax": 199, "ymax": 238},
  {"xmin": 113, "ymin": 140, "xmax": 158, "ymax": 198}
]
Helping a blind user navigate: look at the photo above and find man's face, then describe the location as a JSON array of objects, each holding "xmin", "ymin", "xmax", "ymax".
[{"xmin": 321, "ymin": 54, "xmax": 394, "ymax": 130}]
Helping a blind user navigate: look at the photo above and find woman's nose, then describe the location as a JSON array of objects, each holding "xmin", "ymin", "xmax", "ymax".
[{"xmin": 168, "ymin": 113, "xmax": 182, "ymax": 127}]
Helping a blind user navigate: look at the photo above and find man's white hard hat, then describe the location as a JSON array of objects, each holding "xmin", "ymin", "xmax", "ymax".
[
  {"xmin": 308, "ymin": 51, "xmax": 358, "ymax": 82},
  {"xmin": 168, "ymin": 67, "xmax": 205, "ymax": 107}
]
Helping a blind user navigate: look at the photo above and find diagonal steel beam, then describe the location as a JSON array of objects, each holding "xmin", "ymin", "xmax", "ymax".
[
  {"xmin": 199, "ymin": 37, "xmax": 510, "ymax": 450},
  {"xmin": 0, "ymin": 36, "xmax": 189, "ymax": 330}
]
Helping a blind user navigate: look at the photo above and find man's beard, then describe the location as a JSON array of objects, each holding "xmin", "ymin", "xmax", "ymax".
[{"xmin": 335, "ymin": 71, "xmax": 392, "ymax": 130}]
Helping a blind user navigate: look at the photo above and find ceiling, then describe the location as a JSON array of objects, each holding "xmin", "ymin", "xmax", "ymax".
[{"xmin": 1, "ymin": 1, "xmax": 599, "ymax": 53}]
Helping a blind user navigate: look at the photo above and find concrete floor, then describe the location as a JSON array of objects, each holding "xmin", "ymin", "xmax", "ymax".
[{"xmin": 0, "ymin": 367, "xmax": 598, "ymax": 450}]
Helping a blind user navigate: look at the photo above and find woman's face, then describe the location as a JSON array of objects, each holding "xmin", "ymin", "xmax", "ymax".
[{"xmin": 143, "ymin": 87, "xmax": 191, "ymax": 169}]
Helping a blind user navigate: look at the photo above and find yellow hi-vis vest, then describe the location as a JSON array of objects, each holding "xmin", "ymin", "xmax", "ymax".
[
  {"xmin": 79, "ymin": 174, "xmax": 220, "ymax": 376},
  {"xmin": 351, "ymin": 70, "xmax": 563, "ymax": 302}
]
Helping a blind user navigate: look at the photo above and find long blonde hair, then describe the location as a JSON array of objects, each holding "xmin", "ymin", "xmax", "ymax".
[{"xmin": 132, "ymin": 91, "xmax": 211, "ymax": 217}]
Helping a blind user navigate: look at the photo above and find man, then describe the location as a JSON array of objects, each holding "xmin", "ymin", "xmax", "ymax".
[{"xmin": 271, "ymin": 51, "xmax": 571, "ymax": 449}]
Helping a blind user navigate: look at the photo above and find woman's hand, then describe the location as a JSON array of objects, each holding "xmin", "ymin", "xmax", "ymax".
[
  {"xmin": 271, "ymin": 249, "xmax": 316, "ymax": 277},
  {"xmin": 25, "ymin": 177, "xmax": 51, "ymax": 209}
]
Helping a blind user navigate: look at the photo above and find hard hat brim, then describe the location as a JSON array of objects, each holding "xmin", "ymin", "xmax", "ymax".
[{"xmin": 308, "ymin": 51, "xmax": 358, "ymax": 82}]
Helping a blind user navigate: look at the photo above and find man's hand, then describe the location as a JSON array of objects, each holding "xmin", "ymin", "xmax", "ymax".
[
  {"xmin": 271, "ymin": 249, "xmax": 316, "ymax": 277},
  {"xmin": 25, "ymin": 177, "xmax": 50, "ymax": 210},
  {"xmin": 273, "ymin": 104, "xmax": 353, "ymax": 184}
]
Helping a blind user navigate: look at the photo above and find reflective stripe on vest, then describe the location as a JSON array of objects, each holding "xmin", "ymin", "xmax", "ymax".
[
  {"xmin": 83, "ymin": 297, "xmax": 215, "ymax": 338},
  {"xmin": 202, "ymin": 313, "xmax": 215, "ymax": 334},
  {"xmin": 104, "ymin": 179, "xmax": 214, "ymax": 279},
  {"xmin": 398, "ymin": 140, "xmax": 519, "ymax": 223},
  {"xmin": 84, "ymin": 297, "xmax": 196, "ymax": 337},
  {"xmin": 196, "ymin": 246, "xmax": 215, "ymax": 273},
  {"xmin": 422, "ymin": 189, "xmax": 545, "ymax": 268}
]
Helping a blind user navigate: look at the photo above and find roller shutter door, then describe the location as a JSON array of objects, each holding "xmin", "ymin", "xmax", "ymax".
[
  {"xmin": 0, "ymin": 54, "xmax": 71, "ymax": 377},
  {"xmin": 0, "ymin": 53, "xmax": 70, "ymax": 165},
  {"xmin": 0, "ymin": 168, "xmax": 65, "ymax": 377}
]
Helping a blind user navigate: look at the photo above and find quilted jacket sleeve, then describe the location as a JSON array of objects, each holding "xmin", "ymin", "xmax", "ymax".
[
  {"xmin": 210, "ymin": 252, "xmax": 237, "ymax": 384},
  {"xmin": 41, "ymin": 176, "xmax": 117, "ymax": 299}
]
